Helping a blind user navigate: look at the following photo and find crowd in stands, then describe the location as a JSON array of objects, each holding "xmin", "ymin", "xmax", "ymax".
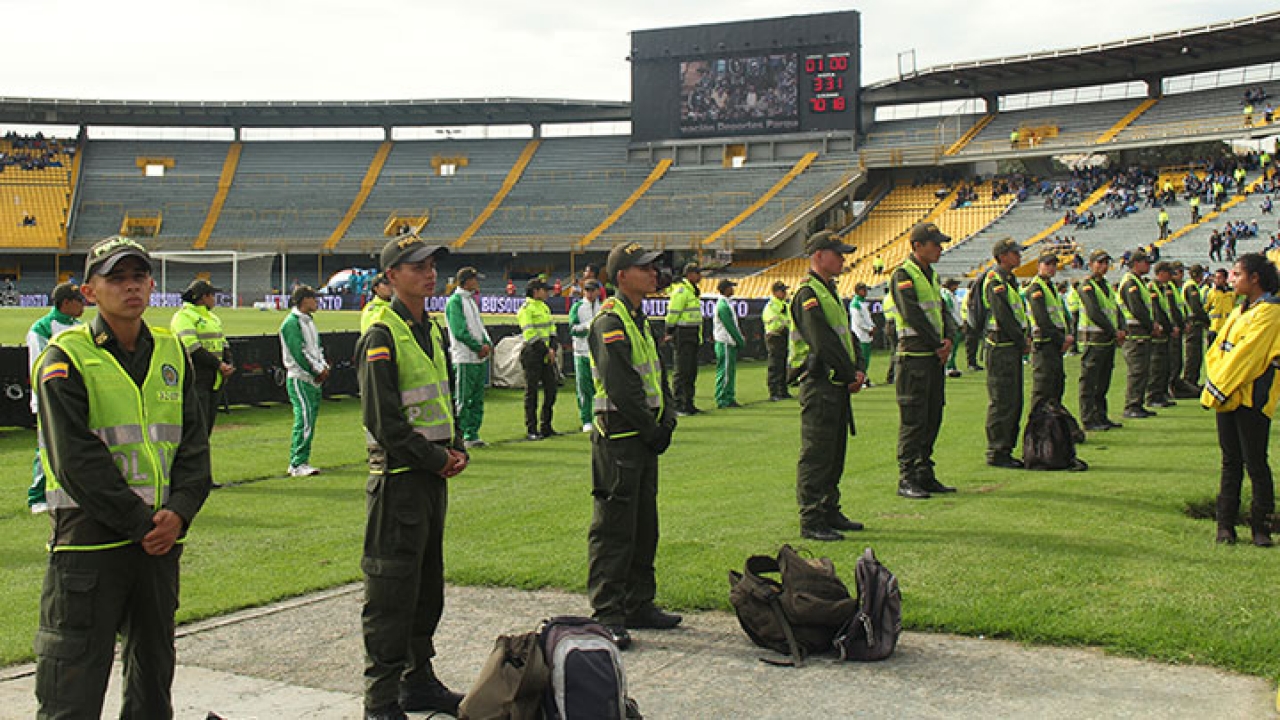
[{"xmin": 1, "ymin": 131, "xmax": 72, "ymax": 171}]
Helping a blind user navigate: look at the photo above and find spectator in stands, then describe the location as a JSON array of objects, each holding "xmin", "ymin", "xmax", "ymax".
[
  {"xmin": 872, "ymin": 255, "xmax": 885, "ymax": 275},
  {"xmin": 280, "ymin": 285, "xmax": 328, "ymax": 478},
  {"xmin": 1210, "ymin": 230, "xmax": 1223, "ymax": 261},
  {"xmin": 505, "ymin": 278, "xmax": 515, "ymax": 297},
  {"xmin": 25, "ymin": 281, "xmax": 85, "ymax": 514},
  {"xmin": 21, "ymin": 213, "xmax": 35, "ymax": 226},
  {"xmin": 1262, "ymin": 196, "xmax": 1273, "ymax": 215}
]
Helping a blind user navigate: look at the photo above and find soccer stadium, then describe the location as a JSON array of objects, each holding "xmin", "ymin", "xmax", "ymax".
[{"xmin": 2, "ymin": 6, "xmax": 1280, "ymax": 717}]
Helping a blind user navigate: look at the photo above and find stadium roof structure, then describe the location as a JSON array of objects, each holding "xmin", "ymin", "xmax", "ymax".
[
  {"xmin": 862, "ymin": 11, "xmax": 1280, "ymax": 107},
  {"xmin": 0, "ymin": 96, "xmax": 631, "ymax": 129}
]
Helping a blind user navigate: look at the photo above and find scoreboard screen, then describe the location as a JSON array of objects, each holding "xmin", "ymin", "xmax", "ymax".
[{"xmin": 631, "ymin": 12, "xmax": 859, "ymax": 143}]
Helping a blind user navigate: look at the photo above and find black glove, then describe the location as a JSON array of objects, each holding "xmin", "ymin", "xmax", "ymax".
[{"xmin": 648, "ymin": 425, "xmax": 673, "ymax": 455}]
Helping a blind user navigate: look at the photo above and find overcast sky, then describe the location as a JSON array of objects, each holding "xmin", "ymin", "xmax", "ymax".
[{"xmin": 1, "ymin": 0, "xmax": 1274, "ymax": 102}]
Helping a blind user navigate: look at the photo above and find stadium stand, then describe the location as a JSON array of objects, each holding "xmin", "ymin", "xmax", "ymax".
[
  {"xmin": 1117, "ymin": 83, "xmax": 1278, "ymax": 143},
  {"xmin": 0, "ymin": 135, "xmax": 76, "ymax": 249},
  {"xmin": 958, "ymin": 98, "xmax": 1146, "ymax": 155}
]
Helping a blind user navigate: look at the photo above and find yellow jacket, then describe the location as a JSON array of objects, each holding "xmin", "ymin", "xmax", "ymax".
[
  {"xmin": 1205, "ymin": 287, "xmax": 1238, "ymax": 335},
  {"xmin": 1202, "ymin": 295, "xmax": 1280, "ymax": 417}
]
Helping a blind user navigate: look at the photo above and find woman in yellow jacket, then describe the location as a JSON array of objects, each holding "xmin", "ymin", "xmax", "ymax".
[{"xmin": 1202, "ymin": 253, "xmax": 1280, "ymax": 546}]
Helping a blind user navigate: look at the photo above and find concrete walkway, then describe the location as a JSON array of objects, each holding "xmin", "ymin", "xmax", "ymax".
[{"xmin": 0, "ymin": 584, "xmax": 1272, "ymax": 719}]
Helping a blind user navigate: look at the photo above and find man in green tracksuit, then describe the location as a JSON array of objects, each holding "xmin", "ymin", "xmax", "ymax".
[
  {"xmin": 170, "ymin": 279, "xmax": 234, "ymax": 435},
  {"xmin": 517, "ymin": 278, "xmax": 559, "ymax": 440},
  {"xmin": 444, "ymin": 267, "xmax": 492, "ymax": 448},
  {"xmin": 1077, "ymin": 250, "xmax": 1125, "ymax": 431},
  {"xmin": 357, "ymin": 234, "xmax": 468, "ymax": 719},
  {"xmin": 762, "ymin": 281, "xmax": 791, "ymax": 400},
  {"xmin": 587, "ymin": 241, "xmax": 680, "ymax": 651},
  {"xmin": 280, "ymin": 285, "xmax": 329, "ymax": 477},
  {"xmin": 25, "ymin": 281, "xmax": 85, "ymax": 514},
  {"xmin": 790, "ymin": 231, "xmax": 866, "ymax": 541},
  {"xmin": 1180, "ymin": 263, "xmax": 1210, "ymax": 393},
  {"xmin": 712, "ymin": 279, "xmax": 744, "ymax": 408},
  {"xmin": 891, "ymin": 223, "xmax": 957, "ymax": 499},
  {"xmin": 1119, "ymin": 249, "xmax": 1160, "ymax": 419},
  {"xmin": 569, "ymin": 279, "xmax": 603, "ymax": 432},
  {"xmin": 33, "ymin": 236, "xmax": 211, "ymax": 718},
  {"xmin": 984, "ymin": 238, "xmax": 1031, "ymax": 468},
  {"xmin": 1027, "ymin": 252, "xmax": 1073, "ymax": 409},
  {"xmin": 664, "ymin": 263, "xmax": 704, "ymax": 415}
]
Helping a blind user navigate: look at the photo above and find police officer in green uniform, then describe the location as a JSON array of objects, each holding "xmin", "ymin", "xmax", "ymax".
[
  {"xmin": 664, "ymin": 263, "xmax": 704, "ymax": 415},
  {"xmin": 963, "ymin": 271, "xmax": 988, "ymax": 371},
  {"xmin": 1145, "ymin": 261, "xmax": 1179, "ymax": 408},
  {"xmin": 790, "ymin": 230, "xmax": 866, "ymax": 540},
  {"xmin": 170, "ymin": 279, "xmax": 234, "ymax": 435},
  {"xmin": 890, "ymin": 223, "xmax": 957, "ymax": 500},
  {"xmin": 1027, "ymin": 252, "xmax": 1073, "ymax": 409},
  {"xmin": 762, "ymin": 280, "xmax": 792, "ymax": 401},
  {"xmin": 587, "ymin": 242, "xmax": 680, "ymax": 651},
  {"xmin": 1160, "ymin": 262, "xmax": 1190, "ymax": 401},
  {"xmin": 1119, "ymin": 249, "xmax": 1160, "ymax": 419},
  {"xmin": 33, "ymin": 236, "xmax": 212, "ymax": 718},
  {"xmin": 984, "ymin": 238, "xmax": 1031, "ymax": 468},
  {"xmin": 1180, "ymin": 263, "xmax": 1210, "ymax": 393},
  {"xmin": 517, "ymin": 278, "xmax": 559, "ymax": 440},
  {"xmin": 357, "ymin": 234, "xmax": 468, "ymax": 720},
  {"xmin": 1077, "ymin": 250, "xmax": 1125, "ymax": 431}
]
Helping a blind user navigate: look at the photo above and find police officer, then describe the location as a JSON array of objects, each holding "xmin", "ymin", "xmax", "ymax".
[
  {"xmin": 1119, "ymin": 249, "xmax": 1160, "ymax": 418},
  {"xmin": 357, "ymin": 234, "xmax": 468, "ymax": 719},
  {"xmin": 1146, "ymin": 261, "xmax": 1180, "ymax": 408},
  {"xmin": 984, "ymin": 238, "xmax": 1031, "ymax": 468},
  {"xmin": 891, "ymin": 222, "xmax": 957, "ymax": 499},
  {"xmin": 33, "ymin": 236, "xmax": 212, "ymax": 718},
  {"xmin": 762, "ymin": 280, "xmax": 792, "ymax": 401},
  {"xmin": 1164, "ymin": 262, "xmax": 1194, "ymax": 399},
  {"xmin": 171, "ymin": 278, "xmax": 234, "ymax": 434},
  {"xmin": 517, "ymin": 277, "xmax": 559, "ymax": 440},
  {"xmin": 1205, "ymin": 268, "xmax": 1236, "ymax": 342},
  {"xmin": 360, "ymin": 272, "xmax": 393, "ymax": 332},
  {"xmin": 1027, "ymin": 252, "xmax": 1073, "ymax": 409},
  {"xmin": 790, "ymin": 230, "xmax": 866, "ymax": 540},
  {"xmin": 1180, "ymin": 263, "xmax": 1211, "ymax": 393},
  {"xmin": 587, "ymin": 242, "xmax": 680, "ymax": 651},
  {"xmin": 1077, "ymin": 250, "xmax": 1125, "ymax": 431},
  {"xmin": 664, "ymin": 262, "xmax": 704, "ymax": 415},
  {"xmin": 963, "ymin": 271, "xmax": 988, "ymax": 371}
]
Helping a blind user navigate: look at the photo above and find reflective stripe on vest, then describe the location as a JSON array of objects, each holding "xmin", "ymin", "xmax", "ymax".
[
  {"xmin": 1029, "ymin": 275, "xmax": 1066, "ymax": 339},
  {"xmin": 590, "ymin": 297, "xmax": 663, "ymax": 436},
  {"xmin": 171, "ymin": 303, "xmax": 228, "ymax": 389},
  {"xmin": 516, "ymin": 299, "xmax": 555, "ymax": 343},
  {"xmin": 1078, "ymin": 278, "xmax": 1119, "ymax": 341},
  {"xmin": 664, "ymin": 280, "xmax": 704, "ymax": 335},
  {"xmin": 360, "ymin": 297, "xmax": 391, "ymax": 333},
  {"xmin": 364, "ymin": 305, "xmax": 454, "ymax": 466},
  {"xmin": 763, "ymin": 297, "xmax": 789, "ymax": 334},
  {"xmin": 787, "ymin": 276, "xmax": 856, "ymax": 381},
  {"xmin": 895, "ymin": 257, "xmax": 943, "ymax": 339},
  {"xmin": 40, "ymin": 325, "xmax": 186, "ymax": 551},
  {"xmin": 1118, "ymin": 272, "xmax": 1153, "ymax": 338}
]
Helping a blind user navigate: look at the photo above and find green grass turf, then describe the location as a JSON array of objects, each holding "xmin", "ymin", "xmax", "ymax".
[{"xmin": 1, "ymin": 347, "xmax": 1277, "ymax": 681}]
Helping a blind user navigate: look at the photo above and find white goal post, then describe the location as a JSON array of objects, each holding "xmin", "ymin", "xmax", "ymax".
[{"xmin": 151, "ymin": 251, "xmax": 278, "ymax": 309}]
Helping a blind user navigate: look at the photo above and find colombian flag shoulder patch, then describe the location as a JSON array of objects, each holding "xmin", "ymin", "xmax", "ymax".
[
  {"xmin": 602, "ymin": 330, "xmax": 625, "ymax": 344},
  {"xmin": 366, "ymin": 346, "xmax": 391, "ymax": 362},
  {"xmin": 897, "ymin": 280, "xmax": 913, "ymax": 290},
  {"xmin": 40, "ymin": 362, "xmax": 69, "ymax": 383},
  {"xmin": 802, "ymin": 298, "xmax": 819, "ymax": 311}
]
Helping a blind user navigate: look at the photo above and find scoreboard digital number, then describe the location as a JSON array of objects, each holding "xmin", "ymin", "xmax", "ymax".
[{"xmin": 805, "ymin": 52, "xmax": 851, "ymax": 114}]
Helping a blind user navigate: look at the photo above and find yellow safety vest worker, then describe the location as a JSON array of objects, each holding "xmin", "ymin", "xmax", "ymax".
[
  {"xmin": 363, "ymin": 304, "xmax": 454, "ymax": 468},
  {"xmin": 1028, "ymin": 275, "xmax": 1067, "ymax": 341},
  {"xmin": 517, "ymin": 297, "xmax": 555, "ymax": 345},
  {"xmin": 171, "ymin": 302, "xmax": 228, "ymax": 390},
  {"xmin": 39, "ymin": 325, "xmax": 186, "ymax": 552},
  {"xmin": 895, "ymin": 257, "xmax": 943, "ymax": 357},
  {"xmin": 590, "ymin": 297, "xmax": 663, "ymax": 439},
  {"xmin": 788, "ymin": 276, "xmax": 856, "ymax": 382},
  {"xmin": 1118, "ymin": 272, "xmax": 1154, "ymax": 339},
  {"xmin": 360, "ymin": 296, "xmax": 391, "ymax": 333},
  {"xmin": 762, "ymin": 296, "xmax": 790, "ymax": 335},
  {"xmin": 1078, "ymin": 277, "xmax": 1120, "ymax": 346},
  {"xmin": 983, "ymin": 271, "xmax": 1027, "ymax": 343},
  {"xmin": 664, "ymin": 279, "xmax": 703, "ymax": 340}
]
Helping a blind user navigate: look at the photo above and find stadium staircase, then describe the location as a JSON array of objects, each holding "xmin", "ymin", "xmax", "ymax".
[
  {"xmin": 1095, "ymin": 98, "xmax": 1159, "ymax": 144},
  {"xmin": 325, "ymin": 140, "xmax": 393, "ymax": 250},
  {"xmin": 1152, "ymin": 173, "xmax": 1270, "ymax": 265},
  {"xmin": 450, "ymin": 139, "xmax": 540, "ymax": 249},
  {"xmin": 577, "ymin": 158, "xmax": 672, "ymax": 250},
  {"xmin": 700, "ymin": 152, "xmax": 818, "ymax": 246},
  {"xmin": 0, "ymin": 140, "xmax": 77, "ymax": 249},
  {"xmin": 194, "ymin": 141, "xmax": 242, "ymax": 250},
  {"xmin": 943, "ymin": 114, "xmax": 994, "ymax": 155}
]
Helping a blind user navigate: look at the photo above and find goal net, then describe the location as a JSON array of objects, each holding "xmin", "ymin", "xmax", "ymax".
[{"xmin": 151, "ymin": 251, "xmax": 278, "ymax": 308}]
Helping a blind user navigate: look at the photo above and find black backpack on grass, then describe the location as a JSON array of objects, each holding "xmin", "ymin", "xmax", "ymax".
[
  {"xmin": 1023, "ymin": 400, "xmax": 1084, "ymax": 470},
  {"xmin": 833, "ymin": 548, "xmax": 902, "ymax": 661}
]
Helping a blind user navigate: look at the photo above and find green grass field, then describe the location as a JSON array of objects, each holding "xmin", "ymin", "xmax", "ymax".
[{"xmin": 1, "ymin": 306, "xmax": 1276, "ymax": 682}]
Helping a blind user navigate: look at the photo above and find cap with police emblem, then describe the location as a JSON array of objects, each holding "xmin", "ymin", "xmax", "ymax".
[
  {"xmin": 909, "ymin": 222, "xmax": 950, "ymax": 246},
  {"xmin": 992, "ymin": 238, "xmax": 1022, "ymax": 258},
  {"xmin": 1130, "ymin": 249, "xmax": 1152, "ymax": 265},
  {"xmin": 380, "ymin": 233, "xmax": 448, "ymax": 271},
  {"xmin": 606, "ymin": 242, "xmax": 662, "ymax": 281},
  {"xmin": 805, "ymin": 230, "xmax": 855, "ymax": 255},
  {"xmin": 1037, "ymin": 251, "xmax": 1059, "ymax": 265},
  {"xmin": 85, "ymin": 235, "xmax": 152, "ymax": 278},
  {"xmin": 50, "ymin": 282, "xmax": 84, "ymax": 307},
  {"xmin": 1088, "ymin": 249, "xmax": 1112, "ymax": 263}
]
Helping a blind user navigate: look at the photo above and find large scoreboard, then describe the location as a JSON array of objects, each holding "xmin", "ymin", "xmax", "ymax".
[{"xmin": 630, "ymin": 12, "xmax": 860, "ymax": 143}]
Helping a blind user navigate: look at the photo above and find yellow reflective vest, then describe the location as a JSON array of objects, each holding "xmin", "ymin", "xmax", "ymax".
[
  {"xmin": 363, "ymin": 304, "xmax": 454, "ymax": 463},
  {"xmin": 171, "ymin": 302, "xmax": 228, "ymax": 390},
  {"xmin": 664, "ymin": 279, "xmax": 703, "ymax": 340},
  {"xmin": 590, "ymin": 297, "xmax": 663, "ymax": 439}
]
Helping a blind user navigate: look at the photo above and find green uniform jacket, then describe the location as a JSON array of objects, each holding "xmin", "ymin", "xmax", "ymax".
[
  {"xmin": 1078, "ymin": 276, "xmax": 1120, "ymax": 343},
  {"xmin": 890, "ymin": 255, "xmax": 956, "ymax": 354},
  {"xmin": 983, "ymin": 268, "xmax": 1028, "ymax": 346},
  {"xmin": 34, "ymin": 315, "xmax": 211, "ymax": 550},
  {"xmin": 1119, "ymin": 273, "xmax": 1156, "ymax": 335},
  {"xmin": 714, "ymin": 297, "xmax": 745, "ymax": 346},
  {"xmin": 588, "ymin": 294, "xmax": 676, "ymax": 444},
  {"xmin": 1183, "ymin": 280, "xmax": 1210, "ymax": 326},
  {"xmin": 790, "ymin": 271, "xmax": 864, "ymax": 383},
  {"xmin": 1026, "ymin": 275, "xmax": 1067, "ymax": 346}
]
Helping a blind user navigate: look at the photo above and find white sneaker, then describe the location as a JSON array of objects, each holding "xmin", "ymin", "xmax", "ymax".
[
  {"xmin": 29, "ymin": 502, "xmax": 48, "ymax": 514},
  {"xmin": 582, "ymin": 423, "xmax": 593, "ymax": 433},
  {"xmin": 288, "ymin": 464, "xmax": 320, "ymax": 477}
]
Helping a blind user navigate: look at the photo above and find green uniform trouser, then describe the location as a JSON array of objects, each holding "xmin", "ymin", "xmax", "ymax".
[
  {"xmin": 1030, "ymin": 341, "xmax": 1065, "ymax": 409},
  {"xmin": 765, "ymin": 332, "xmax": 789, "ymax": 398},
  {"xmin": 896, "ymin": 354, "xmax": 945, "ymax": 482},
  {"xmin": 985, "ymin": 343, "xmax": 1024, "ymax": 461},
  {"xmin": 965, "ymin": 325, "xmax": 983, "ymax": 368},
  {"xmin": 587, "ymin": 434, "xmax": 659, "ymax": 625},
  {"xmin": 195, "ymin": 385, "xmax": 218, "ymax": 437},
  {"xmin": 1078, "ymin": 343, "xmax": 1116, "ymax": 426},
  {"xmin": 714, "ymin": 342, "xmax": 738, "ymax": 407},
  {"xmin": 520, "ymin": 348, "xmax": 558, "ymax": 435},
  {"xmin": 35, "ymin": 545, "xmax": 181, "ymax": 719},
  {"xmin": 1123, "ymin": 337, "xmax": 1153, "ymax": 413},
  {"xmin": 455, "ymin": 361, "xmax": 488, "ymax": 441},
  {"xmin": 29, "ymin": 451, "xmax": 46, "ymax": 507},
  {"xmin": 1183, "ymin": 324, "xmax": 1205, "ymax": 387},
  {"xmin": 1146, "ymin": 339, "xmax": 1170, "ymax": 405},
  {"xmin": 671, "ymin": 329, "xmax": 701, "ymax": 412},
  {"xmin": 362, "ymin": 469, "xmax": 448, "ymax": 711},
  {"xmin": 1167, "ymin": 332, "xmax": 1185, "ymax": 394},
  {"xmin": 859, "ymin": 341, "xmax": 874, "ymax": 379},
  {"xmin": 574, "ymin": 355, "xmax": 594, "ymax": 426},
  {"xmin": 286, "ymin": 377, "xmax": 322, "ymax": 468},
  {"xmin": 797, "ymin": 379, "xmax": 851, "ymax": 529}
]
